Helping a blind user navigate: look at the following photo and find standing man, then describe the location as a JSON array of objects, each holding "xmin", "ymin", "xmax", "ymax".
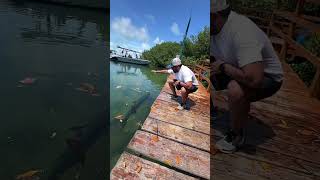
[
  {"xmin": 152, "ymin": 56, "xmax": 199, "ymax": 110},
  {"xmin": 211, "ymin": 0, "xmax": 284, "ymax": 153}
]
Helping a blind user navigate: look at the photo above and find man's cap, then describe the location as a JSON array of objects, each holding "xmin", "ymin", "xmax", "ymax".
[
  {"xmin": 211, "ymin": 0, "xmax": 230, "ymax": 13},
  {"xmin": 171, "ymin": 57, "xmax": 182, "ymax": 66}
]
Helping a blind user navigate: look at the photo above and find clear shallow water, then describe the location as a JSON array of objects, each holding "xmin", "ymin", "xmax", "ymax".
[
  {"xmin": 0, "ymin": 1, "xmax": 107, "ymax": 179},
  {"xmin": 109, "ymin": 61, "xmax": 166, "ymax": 169}
]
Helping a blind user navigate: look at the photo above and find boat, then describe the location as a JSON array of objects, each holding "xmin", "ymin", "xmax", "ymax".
[{"xmin": 110, "ymin": 46, "xmax": 150, "ymax": 65}]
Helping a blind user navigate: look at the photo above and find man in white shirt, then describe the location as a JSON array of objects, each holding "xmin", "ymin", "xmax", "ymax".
[
  {"xmin": 211, "ymin": 0, "xmax": 284, "ymax": 153},
  {"xmin": 152, "ymin": 57, "xmax": 199, "ymax": 110}
]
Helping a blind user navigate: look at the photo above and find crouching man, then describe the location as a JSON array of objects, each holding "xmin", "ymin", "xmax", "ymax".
[{"xmin": 152, "ymin": 57, "xmax": 199, "ymax": 110}]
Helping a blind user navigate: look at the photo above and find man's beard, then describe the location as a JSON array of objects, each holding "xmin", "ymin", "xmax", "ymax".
[
  {"xmin": 212, "ymin": 24, "xmax": 221, "ymax": 35},
  {"xmin": 173, "ymin": 68, "xmax": 179, "ymax": 73}
]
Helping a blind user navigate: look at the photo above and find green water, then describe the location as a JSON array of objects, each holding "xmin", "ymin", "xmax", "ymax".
[
  {"xmin": 0, "ymin": 1, "xmax": 108, "ymax": 179},
  {"xmin": 109, "ymin": 61, "xmax": 166, "ymax": 169}
]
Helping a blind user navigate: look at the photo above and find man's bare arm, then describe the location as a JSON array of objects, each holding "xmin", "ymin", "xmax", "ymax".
[
  {"xmin": 152, "ymin": 70, "xmax": 170, "ymax": 74},
  {"xmin": 223, "ymin": 62, "xmax": 264, "ymax": 89}
]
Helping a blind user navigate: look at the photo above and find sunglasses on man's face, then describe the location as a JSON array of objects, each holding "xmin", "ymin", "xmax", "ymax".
[{"xmin": 171, "ymin": 65, "xmax": 179, "ymax": 69}]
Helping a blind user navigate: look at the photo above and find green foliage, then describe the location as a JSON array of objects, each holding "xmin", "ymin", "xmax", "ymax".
[
  {"xmin": 142, "ymin": 26, "xmax": 210, "ymax": 68},
  {"xmin": 231, "ymin": 0, "xmax": 320, "ymax": 86},
  {"xmin": 291, "ymin": 33, "xmax": 320, "ymax": 86},
  {"xmin": 141, "ymin": 42, "xmax": 181, "ymax": 68},
  {"xmin": 304, "ymin": 33, "xmax": 320, "ymax": 57}
]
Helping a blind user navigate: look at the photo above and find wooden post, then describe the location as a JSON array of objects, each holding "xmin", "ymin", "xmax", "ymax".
[
  {"xmin": 310, "ymin": 67, "xmax": 320, "ymax": 99},
  {"xmin": 295, "ymin": 0, "xmax": 305, "ymax": 15}
]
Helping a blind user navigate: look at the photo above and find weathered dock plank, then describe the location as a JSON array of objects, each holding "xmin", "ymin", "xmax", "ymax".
[
  {"xmin": 213, "ymin": 128, "xmax": 320, "ymax": 177},
  {"xmin": 111, "ymin": 152, "xmax": 197, "ymax": 180},
  {"xmin": 112, "ymin": 74, "xmax": 210, "ymax": 179},
  {"xmin": 128, "ymin": 130, "xmax": 210, "ymax": 179},
  {"xmin": 213, "ymin": 58, "xmax": 320, "ymax": 179},
  {"xmin": 212, "ymin": 153, "xmax": 318, "ymax": 180},
  {"xmin": 142, "ymin": 117, "xmax": 210, "ymax": 151}
]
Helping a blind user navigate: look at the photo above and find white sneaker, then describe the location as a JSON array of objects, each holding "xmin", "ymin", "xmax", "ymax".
[
  {"xmin": 215, "ymin": 129, "xmax": 245, "ymax": 154},
  {"xmin": 177, "ymin": 104, "xmax": 184, "ymax": 110}
]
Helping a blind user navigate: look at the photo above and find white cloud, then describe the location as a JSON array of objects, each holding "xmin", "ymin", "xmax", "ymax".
[
  {"xmin": 153, "ymin": 37, "xmax": 164, "ymax": 44},
  {"xmin": 145, "ymin": 14, "xmax": 155, "ymax": 24},
  {"xmin": 141, "ymin": 42, "xmax": 150, "ymax": 51},
  {"xmin": 111, "ymin": 17, "xmax": 149, "ymax": 42},
  {"xmin": 170, "ymin": 22, "xmax": 181, "ymax": 36}
]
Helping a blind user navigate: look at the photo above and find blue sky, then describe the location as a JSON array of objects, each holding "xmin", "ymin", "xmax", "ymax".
[{"xmin": 110, "ymin": 0, "xmax": 210, "ymax": 55}]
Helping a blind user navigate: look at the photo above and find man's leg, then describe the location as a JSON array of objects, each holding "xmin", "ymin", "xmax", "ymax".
[
  {"xmin": 181, "ymin": 87, "xmax": 189, "ymax": 105},
  {"xmin": 168, "ymin": 80, "xmax": 177, "ymax": 96},
  {"xmin": 227, "ymin": 80, "xmax": 250, "ymax": 134}
]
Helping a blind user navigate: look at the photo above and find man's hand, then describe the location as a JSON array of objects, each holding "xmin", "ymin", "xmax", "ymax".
[
  {"xmin": 151, "ymin": 70, "xmax": 157, "ymax": 73},
  {"xmin": 211, "ymin": 59, "xmax": 225, "ymax": 74},
  {"xmin": 174, "ymin": 80, "xmax": 180, "ymax": 86}
]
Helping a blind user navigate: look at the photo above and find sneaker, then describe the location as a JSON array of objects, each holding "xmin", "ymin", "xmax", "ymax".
[
  {"xmin": 215, "ymin": 129, "xmax": 245, "ymax": 153},
  {"xmin": 177, "ymin": 104, "xmax": 184, "ymax": 110},
  {"xmin": 177, "ymin": 103, "xmax": 189, "ymax": 110}
]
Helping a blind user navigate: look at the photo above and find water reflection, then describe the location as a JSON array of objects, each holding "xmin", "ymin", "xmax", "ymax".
[
  {"xmin": 9, "ymin": 0, "xmax": 108, "ymax": 43},
  {"xmin": 109, "ymin": 61, "xmax": 166, "ymax": 169},
  {"xmin": 116, "ymin": 62, "xmax": 139, "ymax": 76},
  {"xmin": 0, "ymin": 1, "xmax": 108, "ymax": 180}
]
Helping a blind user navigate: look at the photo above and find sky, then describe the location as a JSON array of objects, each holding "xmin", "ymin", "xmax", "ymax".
[{"xmin": 110, "ymin": 0, "xmax": 210, "ymax": 55}]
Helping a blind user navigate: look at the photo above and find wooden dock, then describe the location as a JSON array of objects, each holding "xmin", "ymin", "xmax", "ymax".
[
  {"xmin": 212, "ymin": 0, "xmax": 320, "ymax": 178},
  {"xmin": 111, "ymin": 74, "xmax": 211, "ymax": 179},
  {"xmin": 212, "ymin": 61, "xmax": 320, "ymax": 180}
]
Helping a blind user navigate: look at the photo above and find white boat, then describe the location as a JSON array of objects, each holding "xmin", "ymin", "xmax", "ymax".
[
  {"xmin": 110, "ymin": 56, "xmax": 150, "ymax": 65},
  {"xmin": 110, "ymin": 46, "xmax": 150, "ymax": 65}
]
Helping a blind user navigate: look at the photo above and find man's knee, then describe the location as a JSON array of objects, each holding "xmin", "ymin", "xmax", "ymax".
[
  {"xmin": 181, "ymin": 87, "xmax": 187, "ymax": 95},
  {"xmin": 168, "ymin": 81, "xmax": 174, "ymax": 86},
  {"xmin": 227, "ymin": 80, "xmax": 245, "ymax": 101}
]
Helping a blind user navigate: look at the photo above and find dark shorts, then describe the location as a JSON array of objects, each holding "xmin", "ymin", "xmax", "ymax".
[
  {"xmin": 213, "ymin": 73, "xmax": 282, "ymax": 102},
  {"xmin": 176, "ymin": 83, "xmax": 198, "ymax": 93}
]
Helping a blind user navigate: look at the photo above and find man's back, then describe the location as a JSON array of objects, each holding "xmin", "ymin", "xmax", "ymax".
[{"xmin": 211, "ymin": 11, "xmax": 283, "ymax": 82}]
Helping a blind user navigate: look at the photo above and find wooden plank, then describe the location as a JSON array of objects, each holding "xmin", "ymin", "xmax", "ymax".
[
  {"xmin": 128, "ymin": 130, "xmax": 210, "ymax": 179},
  {"xmin": 274, "ymin": 11, "xmax": 320, "ymax": 32},
  {"xmin": 305, "ymin": 0, "xmax": 320, "ymax": 5},
  {"xmin": 214, "ymin": 89, "xmax": 320, "ymax": 130},
  {"xmin": 302, "ymin": 14, "xmax": 320, "ymax": 23},
  {"xmin": 212, "ymin": 152, "xmax": 318, "ymax": 180},
  {"xmin": 156, "ymin": 92, "xmax": 210, "ymax": 116},
  {"xmin": 212, "ymin": 136, "xmax": 320, "ymax": 178},
  {"xmin": 142, "ymin": 117, "xmax": 210, "ymax": 151},
  {"xmin": 213, "ymin": 117, "xmax": 320, "ymax": 167},
  {"xmin": 148, "ymin": 109, "xmax": 210, "ymax": 135},
  {"xmin": 111, "ymin": 152, "xmax": 197, "ymax": 180}
]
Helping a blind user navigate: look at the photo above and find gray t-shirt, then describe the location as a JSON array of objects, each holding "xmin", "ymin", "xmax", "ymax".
[{"xmin": 211, "ymin": 11, "xmax": 284, "ymax": 82}]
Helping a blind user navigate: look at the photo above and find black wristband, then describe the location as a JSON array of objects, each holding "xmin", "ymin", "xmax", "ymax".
[{"xmin": 219, "ymin": 63, "xmax": 227, "ymax": 74}]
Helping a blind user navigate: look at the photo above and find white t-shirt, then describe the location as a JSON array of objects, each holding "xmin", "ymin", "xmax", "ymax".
[
  {"xmin": 168, "ymin": 65, "xmax": 199, "ymax": 86},
  {"xmin": 211, "ymin": 11, "xmax": 284, "ymax": 82}
]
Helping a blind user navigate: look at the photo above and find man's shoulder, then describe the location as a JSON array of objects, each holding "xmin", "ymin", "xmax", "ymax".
[
  {"xmin": 228, "ymin": 11, "xmax": 261, "ymax": 34},
  {"xmin": 181, "ymin": 65, "xmax": 192, "ymax": 72}
]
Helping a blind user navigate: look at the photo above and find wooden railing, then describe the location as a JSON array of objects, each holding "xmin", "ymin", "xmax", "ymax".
[
  {"xmin": 270, "ymin": 0, "xmax": 320, "ymax": 99},
  {"xmin": 234, "ymin": 0, "xmax": 320, "ymax": 99}
]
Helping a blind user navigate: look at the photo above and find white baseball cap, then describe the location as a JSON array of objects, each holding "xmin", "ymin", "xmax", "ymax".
[
  {"xmin": 171, "ymin": 57, "xmax": 182, "ymax": 66},
  {"xmin": 211, "ymin": 0, "xmax": 230, "ymax": 13}
]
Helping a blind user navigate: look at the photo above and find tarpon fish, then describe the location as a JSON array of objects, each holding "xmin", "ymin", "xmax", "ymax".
[
  {"xmin": 45, "ymin": 111, "xmax": 107, "ymax": 180},
  {"xmin": 16, "ymin": 169, "xmax": 42, "ymax": 180},
  {"xmin": 113, "ymin": 92, "xmax": 150, "ymax": 123}
]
